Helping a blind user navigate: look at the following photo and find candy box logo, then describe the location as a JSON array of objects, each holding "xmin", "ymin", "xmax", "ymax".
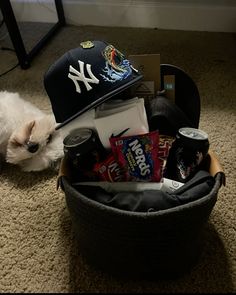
[
  {"xmin": 107, "ymin": 160, "xmax": 123, "ymax": 181},
  {"xmin": 128, "ymin": 139, "xmax": 151, "ymax": 177},
  {"xmin": 110, "ymin": 131, "xmax": 161, "ymax": 182}
]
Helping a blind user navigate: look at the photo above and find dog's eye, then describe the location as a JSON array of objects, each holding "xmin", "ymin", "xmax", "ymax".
[
  {"xmin": 11, "ymin": 138, "xmax": 23, "ymax": 147},
  {"xmin": 47, "ymin": 134, "xmax": 52, "ymax": 143}
]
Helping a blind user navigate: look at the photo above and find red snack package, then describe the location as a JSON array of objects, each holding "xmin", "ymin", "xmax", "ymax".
[
  {"xmin": 158, "ymin": 135, "xmax": 175, "ymax": 178},
  {"xmin": 110, "ymin": 131, "xmax": 161, "ymax": 182},
  {"xmin": 93, "ymin": 153, "xmax": 125, "ymax": 182}
]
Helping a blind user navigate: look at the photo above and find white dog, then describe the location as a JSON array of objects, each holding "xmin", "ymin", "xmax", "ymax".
[{"xmin": 0, "ymin": 91, "xmax": 64, "ymax": 172}]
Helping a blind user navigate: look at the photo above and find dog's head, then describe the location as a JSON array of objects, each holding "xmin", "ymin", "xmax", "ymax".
[{"xmin": 6, "ymin": 115, "xmax": 63, "ymax": 170}]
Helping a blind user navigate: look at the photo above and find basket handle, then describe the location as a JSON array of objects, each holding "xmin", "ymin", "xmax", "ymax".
[
  {"xmin": 208, "ymin": 149, "xmax": 226, "ymax": 186},
  {"xmin": 57, "ymin": 157, "xmax": 71, "ymax": 191}
]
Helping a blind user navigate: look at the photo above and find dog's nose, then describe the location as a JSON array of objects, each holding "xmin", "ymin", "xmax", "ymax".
[{"xmin": 27, "ymin": 142, "xmax": 39, "ymax": 153}]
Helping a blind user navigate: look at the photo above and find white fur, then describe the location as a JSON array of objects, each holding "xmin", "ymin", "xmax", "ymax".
[{"xmin": 0, "ymin": 91, "xmax": 64, "ymax": 172}]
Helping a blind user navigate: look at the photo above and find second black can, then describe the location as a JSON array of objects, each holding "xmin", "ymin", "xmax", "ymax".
[{"xmin": 164, "ymin": 127, "xmax": 210, "ymax": 182}]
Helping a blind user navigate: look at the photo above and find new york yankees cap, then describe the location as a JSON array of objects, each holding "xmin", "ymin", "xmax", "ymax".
[{"xmin": 44, "ymin": 40, "xmax": 143, "ymax": 130}]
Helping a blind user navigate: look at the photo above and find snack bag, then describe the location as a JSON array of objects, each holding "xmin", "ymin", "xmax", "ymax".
[
  {"xmin": 93, "ymin": 153, "xmax": 125, "ymax": 182},
  {"xmin": 158, "ymin": 135, "xmax": 175, "ymax": 178},
  {"xmin": 110, "ymin": 131, "xmax": 161, "ymax": 182}
]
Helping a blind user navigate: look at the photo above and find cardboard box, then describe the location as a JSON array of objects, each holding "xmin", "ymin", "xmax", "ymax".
[
  {"xmin": 128, "ymin": 54, "xmax": 161, "ymax": 101},
  {"xmin": 128, "ymin": 54, "xmax": 176, "ymax": 102}
]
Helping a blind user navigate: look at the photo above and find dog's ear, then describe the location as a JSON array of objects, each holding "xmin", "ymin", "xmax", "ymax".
[
  {"xmin": 25, "ymin": 120, "xmax": 36, "ymax": 136},
  {"xmin": 20, "ymin": 120, "xmax": 36, "ymax": 141},
  {"xmin": 10, "ymin": 120, "xmax": 36, "ymax": 147}
]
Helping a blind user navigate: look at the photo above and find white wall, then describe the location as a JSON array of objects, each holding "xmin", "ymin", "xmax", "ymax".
[{"xmin": 11, "ymin": 0, "xmax": 236, "ymax": 32}]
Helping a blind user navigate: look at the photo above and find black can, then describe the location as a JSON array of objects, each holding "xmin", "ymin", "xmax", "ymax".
[
  {"xmin": 63, "ymin": 128, "xmax": 107, "ymax": 181},
  {"xmin": 164, "ymin": 127, "xmax": 210, "ymax": 182}
]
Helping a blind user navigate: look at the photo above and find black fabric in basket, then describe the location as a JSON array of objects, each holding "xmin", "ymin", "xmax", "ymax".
[{"xmin": 73, "ymin": 170, "xmax": 215, "ymax": 212}]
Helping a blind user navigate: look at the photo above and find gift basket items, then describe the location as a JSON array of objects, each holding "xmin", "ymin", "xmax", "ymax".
[
  {"xmin": 60, "ymin": 96, "xmax": 215, "ymax": 214},
  {"xmin": 43, "ymin": 40, "xmax": 219, "ymax": 213},
  {"xmin": 44, "ymin": 40, "xmax": 225, "ymax": 278}
]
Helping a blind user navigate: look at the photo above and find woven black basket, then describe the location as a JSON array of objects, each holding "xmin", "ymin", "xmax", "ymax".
[
  {"xmin": 62, "ymin": 172, "xmax": 222, "ymax": 278},
  {"xmin": 58, "ymin": 64, "xmax": 225, "ymax": 278}
]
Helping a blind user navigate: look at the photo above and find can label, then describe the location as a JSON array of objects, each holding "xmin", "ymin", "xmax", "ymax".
[
  {"xmin": 175, "ymin": 147, "xmax": 204, "ymax": 181},
  {"xmin": 165, "ymin": 127, "xmax": 209, "ymax": 182}
]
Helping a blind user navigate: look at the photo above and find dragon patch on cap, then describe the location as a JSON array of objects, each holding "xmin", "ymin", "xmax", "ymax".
[{"xmin": 100, "ymin": 45, "xmax": 133, "ymax": 83}]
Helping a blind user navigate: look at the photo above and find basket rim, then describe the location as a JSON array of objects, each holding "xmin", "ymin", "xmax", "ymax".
[{"xmin": 62, "ymin": 173, "xmax": 221, "ymax": 218}]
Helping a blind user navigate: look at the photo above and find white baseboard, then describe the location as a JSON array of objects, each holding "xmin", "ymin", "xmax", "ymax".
[{"xmin": 11, "ymin": 0, "xmax": 236, "ymax": 32}]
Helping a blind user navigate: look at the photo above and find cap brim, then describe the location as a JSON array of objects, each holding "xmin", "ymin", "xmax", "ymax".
[{"xmin": 55, "ymin": 74, "xmax": 143, "ymax": 130}]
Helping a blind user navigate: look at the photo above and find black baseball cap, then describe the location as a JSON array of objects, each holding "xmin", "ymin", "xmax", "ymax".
[{"xmin": 44, "ymin": 40, "xmax": 143, "ymax": 130}]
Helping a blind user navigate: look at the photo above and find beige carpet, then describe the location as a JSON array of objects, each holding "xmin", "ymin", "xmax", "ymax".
[{"xmin": 0, "ymin": 24, "xmax": 235, "ymax": 293}]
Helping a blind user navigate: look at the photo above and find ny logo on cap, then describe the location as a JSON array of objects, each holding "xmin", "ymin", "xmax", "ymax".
[{"xmin": 68, "ymin": 60, "xmax": 99, "ymax": 93}]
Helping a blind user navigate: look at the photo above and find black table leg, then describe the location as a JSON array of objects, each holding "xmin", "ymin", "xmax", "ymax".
[{"xmin": 0, "ymin": 0, "xmax": 65, "ymax": 69}]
